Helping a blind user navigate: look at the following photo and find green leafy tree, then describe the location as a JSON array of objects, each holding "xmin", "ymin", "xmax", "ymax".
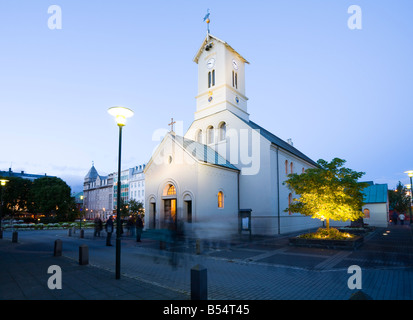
[
  {"xmin": 29, "ymin": 177, "xmax": 77, "ymax": 221},
  {"xmin": 128, "ymin": 199, "xmax": 145, "ymax": 217},
  {"xmin": 388, "ymin": 181, "xmax": 411, "ymax": 214},
  {"xmin": 284, "ymin": 158, "xmax": 368, "ymax": 229},
  {"xmin": 1, "ymin": 176, "xmax": 32, "ymax": 217}
]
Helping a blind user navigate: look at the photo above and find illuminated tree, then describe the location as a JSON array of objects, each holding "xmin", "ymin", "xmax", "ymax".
[{"xmin": 284, "ymin": 158, "xmax": 367, "ymax": 229}]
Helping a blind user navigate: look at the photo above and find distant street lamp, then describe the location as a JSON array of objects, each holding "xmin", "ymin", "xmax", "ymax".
[
  {"xmin": 108, "ymin": 106, "xmax": 134, "ymax": 280},
  {"xmin": 0, "ymin": 179, "xmax": 9, "ymax": 233},
  {"xmin": 404, "ymin": 170, "xmax": 413, "ymax": 225}
]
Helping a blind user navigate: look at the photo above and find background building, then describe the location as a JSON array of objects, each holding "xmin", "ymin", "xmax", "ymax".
[
  {"xmin": 83, "ymin": 164, "xmax": 146, "ymax": 220},
  {"xmin": 0, "ymin": 168, "xmax": 54, "ymax": 181},
  {"xmin": 83, "ymin": 165, "xmax": 113, "ymax": 220}
]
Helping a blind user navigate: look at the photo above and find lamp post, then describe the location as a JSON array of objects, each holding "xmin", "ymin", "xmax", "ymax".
[
  {"xmin": 108, "ymin": 106, "xmax": 134, "ymax": 279},
  {"xmin": 0, "ymin": 179, "xmax": 9, "ymax": 235},
  {"xmin": 405, "ymin": 170, "xmax": 413, "ymax": 225}
]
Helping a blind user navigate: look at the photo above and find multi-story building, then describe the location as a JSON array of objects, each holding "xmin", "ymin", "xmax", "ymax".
[
  {"xmin": 83, "ymin": 164, "xmax": 146, "ymax": 220},
  {"xmin": 83, "ymin": 165, "xmax": 113, "ymax": 220},
  {"xmin": 128, "ymin": 165, "xmax": 146, "ymax": 205},
  {"xmin": 113, "ymin": 165, "xmax": 146, "ymax": 210}
]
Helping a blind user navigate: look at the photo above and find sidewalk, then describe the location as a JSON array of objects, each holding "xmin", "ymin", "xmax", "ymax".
[
  {"xmin": 0, "ymin": 238, "xmax": 189, "ymax": 300},
  {"xmin": 1, "ymin": 224, "xmax": 412, "ymax": 300}
]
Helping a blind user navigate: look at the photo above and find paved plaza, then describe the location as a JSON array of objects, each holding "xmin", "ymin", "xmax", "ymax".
[{"xmin": 1, "ymin": 225, "xmax": 412, "ymax": 300}]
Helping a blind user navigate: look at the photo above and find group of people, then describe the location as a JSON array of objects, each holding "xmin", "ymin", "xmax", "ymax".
[
  {"xmin": 391, "ymin": 212, "xmax": 406, "ymax": 225},
  {"xmin": 93, "ymin": 214, "xmax": 144, "ymax": 246}
]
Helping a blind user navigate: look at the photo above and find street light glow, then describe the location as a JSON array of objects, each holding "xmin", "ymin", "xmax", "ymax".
[
  {"xmin": 108, "ymin": 106, "xmax": 134, "ymax": 126},
  {"xmin": 404, "ymin": 170, "xmax": 413, "ymax": 178}
]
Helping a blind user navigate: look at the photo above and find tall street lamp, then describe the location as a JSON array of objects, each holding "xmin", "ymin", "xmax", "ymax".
[
  {"xmin": 404, "ymin": 170, "xmax": 413, "ymax": 225},
  {"xmin": 0, "ymin": 179, "xmax": 9, "ymax": 239},
  {"xmin": 108, "ymin": 106, "xmax": 134, "ymax": 279}
]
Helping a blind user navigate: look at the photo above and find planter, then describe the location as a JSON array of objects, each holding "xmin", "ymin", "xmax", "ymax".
[
  {"xmin": 289, "ymin": 235, "xmax": 364, "ymax": 250},
  {"xmin": 338, "ymin": 227, "xmax": 375, "ymax": 236}
]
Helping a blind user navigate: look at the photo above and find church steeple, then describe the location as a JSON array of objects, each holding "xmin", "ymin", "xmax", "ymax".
[{"xmin": 193, "ymin": 33, "xmax": 249, "ymax": 121}]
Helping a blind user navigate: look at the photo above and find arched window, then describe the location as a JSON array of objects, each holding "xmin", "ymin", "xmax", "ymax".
[
  {"xmin": 302, "ymin": 167, "xmax": 305, "ymax": 174},
  {"xmin": 218, "ymin": 191, "xmax": 224, "ymax": 208},
  {"xmin": 207, "ymin": 125, "xmax": 214, "ymax": 144},
  {"xmin": 208, "ymin": 70, "xmax": 216, "ymax": 88},
  {"xmin": 288, "ymin": 193, "xmax": 292, "ymax": 215},
  {"xmin": 167, "ymin": 185, "xmax": 176, "ymax": 196},
  {"xmin": 290, "ymin": 162, "xmax": 293, "ymax": 174},
  {"xmin": 196, "ymin": 130, "xmax": 203, "ymax": 143},
  {"xmin": 219, "ymin": 122, "xmax": 226, "ymax": 141},
  {"xmin": 285, "ymin": 160, "xmax": 288, "ymax": 174},
  {"xmin": 363, "ymin": 208, "xmax": 370, "ymax": 218}
]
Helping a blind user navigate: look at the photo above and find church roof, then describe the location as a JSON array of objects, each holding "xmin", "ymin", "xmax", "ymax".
[
  {"xmin": 248, "ymin": 120, "xmax": 318, "ymax": 167},
  {"xmin": 193, "ymin": 34, "xmax": 250, "ymax": 64},
  {"xmin": 173, "ymin": 135, "xmax": 239, "ymax": 171}
]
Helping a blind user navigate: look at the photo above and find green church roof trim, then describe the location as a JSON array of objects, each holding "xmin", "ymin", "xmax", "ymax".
[
  {"xmin": 362, "ymin": 183, "xmax": 388, "ymax": 204},
  {"xmin": 173, "ymin": 135, "xmax": 239, "ymax": 171}
]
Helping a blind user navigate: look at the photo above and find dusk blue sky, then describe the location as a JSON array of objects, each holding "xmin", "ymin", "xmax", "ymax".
[{"xmin": 0, "ymin": 1, "xmax": 412, "ymax": 192}]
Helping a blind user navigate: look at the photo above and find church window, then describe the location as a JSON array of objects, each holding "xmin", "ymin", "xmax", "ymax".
[
  {"xmin": 212, "ymin": 69, "xmax": 215, "ymax": 86},
  {"xmin": 285, "ymin": 160, "xmax": 288, "ymax": 174},
  {"xmin": 219, "ymin": 122, "xmax": 226, "ymax": 141},
  {"xmin": 232, "ymin": 71, "xmax": 238, "ymax": 89},
  {"xmin": 290, "ymin": 162, "xmax": 293, "ymax": 174},
  {"xmin": 208, "ymin": 70, "xmax": 216, "ymax": 88},
  {"xmin": 302, "ymin": 167, "xmax": 305, "ymax": 174},
  {"xmin": 363, "ymin": 208, "xmax": 370, "ymax": 218},
  {"xmin": 196, "ymin": 129, "xmax": 203, "ymax": 143},
  {"xmin": 167, "ymin": 185, "xmax": 176, "ymax": 196},
  {"xmin": 207, "ymin": 125, "xmax": 214, "ymax": 144},
  {"xmin": 218, "ymin": 191, "xmax": 224, "ymax": 208}
]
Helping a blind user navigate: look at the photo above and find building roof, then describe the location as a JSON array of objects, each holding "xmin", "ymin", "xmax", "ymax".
[
  {"xmin": 362, "ymin": 183, "xmax": 388, "ymax": 204},
  {"xmin": 248, "ymin": 120, "xmax": 318, "ymax": 167},
  {"xmin": 0, "ymin": 169, "xmax": 53, "ymax": 181},
  {"xmin": 84, "ymin": 165, "xmax": 99, "ymax": 180},
  {"xmin": 193, "ymin": 34, "xmax": 250, "ymax": 64},
  {"xmin": 173, "ymin": 135, "xmax": 239, "ymax": 171}
]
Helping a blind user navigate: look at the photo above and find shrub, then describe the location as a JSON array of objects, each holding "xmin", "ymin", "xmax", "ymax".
[{"xmin": 298, "ymin": 228, "xmax": 354, "ymax": 240}]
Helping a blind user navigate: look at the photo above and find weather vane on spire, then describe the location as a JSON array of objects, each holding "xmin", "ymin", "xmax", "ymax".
[{"xmin": 203, "ymin": 9, "xmax": 211, "ymax": 35}]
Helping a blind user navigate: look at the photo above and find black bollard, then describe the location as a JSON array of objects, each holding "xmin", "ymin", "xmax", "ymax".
[
  {"xmin": 54, "ymin": 239, "xmax": 62, "ymax": 257},
  {"xmin": 12, "ymin": 231, "xmax": 18, "ymax": 243},
  {"xmin": 68, "ymin": 228, "xmax": 72, "ymax": 237},
  {"xmin": 80, "ymin": 229, "xmax": 84, "ymax": 238},
  {"xmin": 79, "ymin": 245, "xmax": 89, "ymax": 265},
  {"xmin": 191, "ymin": 264, "xmax": 208, "ymax": 300}
]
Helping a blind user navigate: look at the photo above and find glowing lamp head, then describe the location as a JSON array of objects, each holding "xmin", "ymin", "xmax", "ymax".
[
  {"xmin": 405, "ymin": 170, "xmax": 413, "ymax": 178},
  {"xmin": 206, "ymin": 18, "xmax": 210, "ymax": 24},
  {"xmin": 0, "ymin": 179, "xmax": 9, "ymax": 186},
  {"xmin": 108, "ymin": 106, "xmax": 134, "ymax": 127}
]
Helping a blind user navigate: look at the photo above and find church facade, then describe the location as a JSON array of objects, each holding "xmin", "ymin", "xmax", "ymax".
[{"xmin": 144, "ymin": 34, "xmax": 322, "ymax": 236}]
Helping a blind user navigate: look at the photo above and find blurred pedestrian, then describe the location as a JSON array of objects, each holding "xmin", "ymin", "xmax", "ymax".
[
  {"xmin": 105, "ymin": 215, "xmax": 114, "ymax": 246},
  {"xmin": 399, "ymin": 213, "xmax": 405, "ymax": 225},
  {"xmin": 135, "ymin": 214, "xmax": 143, "ymax": 242},
  {"xmin": 392, "ymin": 211, "xmax": 398, "ymax": 225},
  {"xmin": 94, "ymin": 216, "xmax": 103, "ymax": 237}
]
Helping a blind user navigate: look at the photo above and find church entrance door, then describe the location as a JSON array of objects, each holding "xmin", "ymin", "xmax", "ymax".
[{"xmin": 163, "ymin": 198, "xmax": 177, "ymax": 230}]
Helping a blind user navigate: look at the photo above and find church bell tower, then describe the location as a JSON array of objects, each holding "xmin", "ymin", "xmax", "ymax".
[{"xmin": 193, "ymin": 32, "xmax": 250, "ymax": 122}]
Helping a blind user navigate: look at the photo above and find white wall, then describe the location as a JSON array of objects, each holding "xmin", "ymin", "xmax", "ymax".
[{"xmin": 144, "ymin": 134, "xmax": 239, "ymax": 237}]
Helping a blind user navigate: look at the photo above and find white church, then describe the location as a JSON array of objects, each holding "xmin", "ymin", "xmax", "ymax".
[{"xmin": 144, "ymin": 31, "xmax": 322, "ymax": 236}]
